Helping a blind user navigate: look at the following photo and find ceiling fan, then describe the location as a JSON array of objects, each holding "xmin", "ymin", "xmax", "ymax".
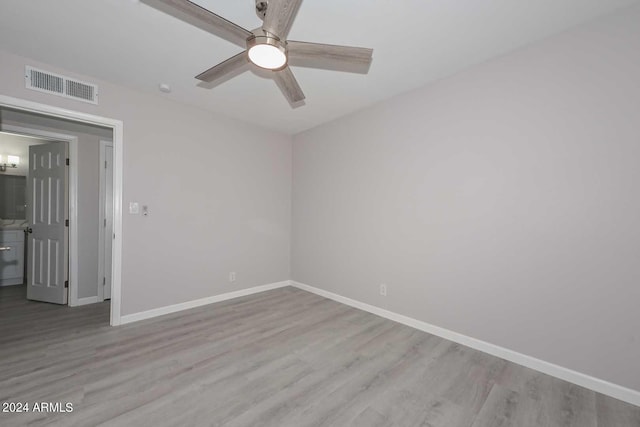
[{"xmin": 145, "ymin": 0, "xmax": 373, "ymax": 107}]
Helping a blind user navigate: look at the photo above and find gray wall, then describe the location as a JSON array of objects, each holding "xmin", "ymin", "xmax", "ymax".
[
  {"xmin": 0, "ymin": 50, "xmax": 292, "ymax": 315},
  {"xmin": 292, "ymin": 6, "xmax": 640, "ymax": 392},
  {"xmin": 0, "ymin": 110, "xmax": 109, "ymax": 299}
]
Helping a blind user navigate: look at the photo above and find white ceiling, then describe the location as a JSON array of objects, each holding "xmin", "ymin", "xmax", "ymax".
[{"xmin": 0, "ymin": 0, "xmax": 638, "ymax": 134}]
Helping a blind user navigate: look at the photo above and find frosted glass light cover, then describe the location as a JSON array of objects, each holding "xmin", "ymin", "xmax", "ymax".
[
  {"xmin": 248, "ymin": 44, "xmax": 286, "ymax": 70},
  {"xmin": 7, "ymin": 155, "xmax": 19, "ymax": 165}
]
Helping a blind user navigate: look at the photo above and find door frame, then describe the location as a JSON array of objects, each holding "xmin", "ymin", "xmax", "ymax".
[
  {"xmin": 0, "ymin": 94, "xmax": 124, "ymax": 326},
  {"xmin": 97, "ymin": 139, "xmax": 113, "ymax": 302}
]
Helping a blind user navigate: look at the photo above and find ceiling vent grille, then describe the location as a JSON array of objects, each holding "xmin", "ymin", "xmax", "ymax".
[{"xmin": 25, "ymin": 66, "xmax": 98, "ymax": 105}]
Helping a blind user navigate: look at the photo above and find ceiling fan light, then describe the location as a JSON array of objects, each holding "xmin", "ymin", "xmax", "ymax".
[
  {"xmin": 246, "ymin": 35, "xmax": 287, "ymax": 70},
  {"xmin": 248, "ymin": 44, "xmax": 287, "ymax": 70}
]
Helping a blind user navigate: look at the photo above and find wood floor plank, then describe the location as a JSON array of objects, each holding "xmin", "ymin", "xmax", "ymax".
[
  {"xmin": 350, "ymin": 406, "xmax": 392, "ymax": 427},
  {"xmin": 0, "ymin": 284, "xmax": 637, "ymax": 426},
  {"xmin": 596, "ymin": 393, "xmax": 640, "ymax": 427}
]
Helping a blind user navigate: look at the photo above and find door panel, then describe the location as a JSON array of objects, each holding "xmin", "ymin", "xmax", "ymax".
[{"xmin": 27, "ymin": 142, "xmax": 67, "ymax": 304}]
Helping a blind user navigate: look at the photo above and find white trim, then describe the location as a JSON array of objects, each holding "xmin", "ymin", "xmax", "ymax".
[
  {"xmin": 120, "ymin": 281, "xmax": 290, "ymax": 325},
  {"xmin": 76, "ymin": 296, "xmax": 99, "ymax": 306},
  {"xmin": 2, "ymin": 125, "xmax": 79, "ymax": 307},
  {"xmin": 290, "ymin": 280, "xmax": 640, "ymax": 407},
  {"xmin": 97, "ymin": 140, "xmax": 105, "ymax": 302},
  {"xmin": 97, "ymin": 140, "xmax": 113, "ymax": 303},
  {"xmin": 69, "ymin": 139, "xmax": 78, "ymax": 305},
  {"xmin": 0, "ymin": 94, "xmax": 124, "ymax": 326}
]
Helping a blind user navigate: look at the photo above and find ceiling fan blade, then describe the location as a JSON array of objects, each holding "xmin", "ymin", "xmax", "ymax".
[
  {"xmin": 287, "ymin": 41, "xmax": 373, "ymax": 74},
  {"xmin": 262, "ymin": 0, "xmax": 303, "ymax": 40},
  {"xmin": 195, "ymin": 51, "xmax": 249, "ymax": 85},
  {"xmin": 273, "ymin": 67, "xmax": 305, "ymax": 107},
  {"xmin": 145, "ymin": 0, "xmax": 252, "ymax": 48}
]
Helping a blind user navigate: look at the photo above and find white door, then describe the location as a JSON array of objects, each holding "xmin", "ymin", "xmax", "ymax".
[
  {"xmin": 104, "ymin": 144, "xmax": 113, "ymax": 300},
  {"xmin": 26, "ymin": 142, "xmax": 68, "ymax": 304}
]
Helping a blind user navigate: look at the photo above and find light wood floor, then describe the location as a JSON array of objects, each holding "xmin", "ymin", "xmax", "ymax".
[{"xmin": 0, "ymin": 285, "xmax": 638, "ymax": 427}]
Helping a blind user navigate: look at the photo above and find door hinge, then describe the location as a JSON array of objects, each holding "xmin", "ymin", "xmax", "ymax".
[
  {"xmin": 65, "ymin": 219, "xmax": 69, "ymax": 227},
  {"xmin": 66, "ymin": 158, "xmax": 70, "ymax": 166},
  {"xmin": 64, "ymin": 280, "xmax": 69, "ymax": 288},
  {"xmin": 105, "ymin": 160, "xmax": 107, "ymax": 169},
  {"xmin": 104, "ymin": 218, "xmax": 106, "ymax": 227},
  {"xmin": 103, "ymin": 277, "xmax": 106, "ymax": 286}
]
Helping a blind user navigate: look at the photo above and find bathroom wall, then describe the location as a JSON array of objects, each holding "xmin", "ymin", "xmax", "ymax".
[
  {"xmin": 0, "ymin": 132, "xmax": 47, "ymax": 177},
  {"xmin": 0, "ymin": 132, "xmax": 48, "ymax": 220}
]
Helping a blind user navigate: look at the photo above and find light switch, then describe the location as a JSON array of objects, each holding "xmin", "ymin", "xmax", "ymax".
[{"xmin": 129, "ymin": 202, "xmax": 139, "ymax": 214}]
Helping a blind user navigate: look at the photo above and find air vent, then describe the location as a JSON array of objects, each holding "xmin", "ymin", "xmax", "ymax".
[{"xmin": 25, "ymin": 66, "xmax": 98, "ymax": 105}]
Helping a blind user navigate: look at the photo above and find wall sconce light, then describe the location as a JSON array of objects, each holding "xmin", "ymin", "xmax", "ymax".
[{"xmin": 0, "ymin": 155, "xmax": 20, "ymax": 172}]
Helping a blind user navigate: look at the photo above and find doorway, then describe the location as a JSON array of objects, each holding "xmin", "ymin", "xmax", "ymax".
[
  {"xmin": 0, "ymin": 95, "xmax": 123, "ymax": 325},
  {"xmin": 0, "ymin": 132, "xmax": 65, "ymax": 296},
  {"xmin": 1, "ymin": 125, "xmax": 114, "ymax": 306}
]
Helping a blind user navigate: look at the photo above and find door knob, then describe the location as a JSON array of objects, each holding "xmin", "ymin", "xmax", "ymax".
[
  {"xmin": 26, "ymin": 227, "xmax": 33, "ymax": 234},
  {"xmin": 0, "ymin": 246, "xmax": 11, "ymax": 251}
]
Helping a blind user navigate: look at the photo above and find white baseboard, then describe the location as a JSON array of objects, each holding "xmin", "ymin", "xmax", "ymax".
[
  {"xmin": 76, "ymin": 296, "xmax": 99, "ymax": 306},
  {"xmin": 290, "ymin": 280, "xmax": 640, "ymax": 407},
  {"xmin": 120, "ymin": 281, "xmax": 290, "ymax": 325}
]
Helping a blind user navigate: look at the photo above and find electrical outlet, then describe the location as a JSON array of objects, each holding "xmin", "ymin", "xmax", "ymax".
[
  {"xmin": 380, "ymin": 283, "xmax": 387, "ymax": 297},
  {"xmin": 229, "ymin": 272, "xmax": 237, "ymax": 283}
]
